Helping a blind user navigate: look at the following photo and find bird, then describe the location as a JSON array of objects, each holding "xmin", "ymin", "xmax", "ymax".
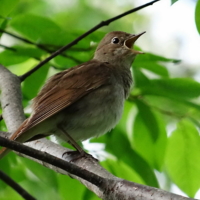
[{"xmin": 0, "ymin": 31, "xmax": 145, "ymax": 159}]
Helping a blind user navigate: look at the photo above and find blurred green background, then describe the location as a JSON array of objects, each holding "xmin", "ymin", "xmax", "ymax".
[{"xmin": 0, "ymin": 0, "xmax": 200, "ymax": 199}]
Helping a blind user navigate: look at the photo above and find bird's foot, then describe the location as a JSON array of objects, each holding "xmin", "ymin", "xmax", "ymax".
[{"xmin": 62, "ymin": 150, "xmax": 98, "ymax": 162}]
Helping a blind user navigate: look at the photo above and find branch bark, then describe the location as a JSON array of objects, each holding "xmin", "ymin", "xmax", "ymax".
[
  {"xmin": 0, "ymin": 65, "xmax": 25, "ymax": 133},
  {"xmin": 0, "ymin": 135, "xmax": 195, "ymax": 200},
  {"xmin": 0, "ymin": 134, "xmax": 195, "ymax": 200}
]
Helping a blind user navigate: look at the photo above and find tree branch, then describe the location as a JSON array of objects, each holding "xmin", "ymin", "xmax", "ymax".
[
  {"xmin": 19, "ymin": 0, "xmax": 161, "ymax": 81},
  {"xmin": 0, "ymin": 170, "xmax": 36, "ymax": 200},
  {"xmin": 0, "ymin": 29, "xmax": 83, "ymax": 64},
  {"xmin": 0, "ymin": 45, "xmax": 68, "ymax": 71},
  {"xmin": 0, "ymin": 65, "xmax": 25, "ymax": 133},
  {"xmin": 0, "ymin": 135, "xmax": 195, "ymax": 200},
  {"xmin": 0, "ymin": 62, "xmax": 194, "ymax": 198},
  {"xmin": 0, "ymin": 136, "xmax": 105, "ymax": 188}
]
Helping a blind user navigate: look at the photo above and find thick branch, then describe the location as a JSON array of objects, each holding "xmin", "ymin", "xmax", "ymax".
[
  {"xmin": 0, "ymin": 136, "xmax": 105, "ymax": 188},
  {"xmin": 0, "ymin": 135, "xmax": 195, "ymax": 200},
  {"xmin": 0, "ymin": 65, "xmax": 25, "ymax": 133}
]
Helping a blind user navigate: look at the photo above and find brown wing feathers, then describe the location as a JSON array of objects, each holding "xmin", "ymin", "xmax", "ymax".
[{"xmin": 10, "ymin": 61, "xmax": 112, "ymax": 141}]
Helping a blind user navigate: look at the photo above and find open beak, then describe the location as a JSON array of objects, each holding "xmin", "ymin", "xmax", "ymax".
[{"xmin": 125, "ymin": 31, "xmax": 146, "ymax": 54}]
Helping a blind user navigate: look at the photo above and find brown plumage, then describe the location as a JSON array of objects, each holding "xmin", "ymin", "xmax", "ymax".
[{"xmin": 0, "ymin": 31, "xmax": 145, "ymax": 158}]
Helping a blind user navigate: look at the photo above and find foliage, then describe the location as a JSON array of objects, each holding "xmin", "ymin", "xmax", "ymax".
[
  {"xmin": 195, "ymin": 0, "xmax": 200, "ymax": 34},
  {"xmin": 171, "ymin": 0, "xmax": 179, "ymax": 5},
  {"xmin": 0, "ymin": 0, "xmax": 200, "ymax": 199}
]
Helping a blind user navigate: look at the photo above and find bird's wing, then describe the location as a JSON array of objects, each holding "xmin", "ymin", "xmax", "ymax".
[{"xmin": 11, "ymin": 60, "xmax": 112, "ymax": 140}]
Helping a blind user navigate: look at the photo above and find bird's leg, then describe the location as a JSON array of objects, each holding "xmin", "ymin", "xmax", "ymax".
[
  {"xmin": 57, "ymin": 126, "xmax": 98, "ymax": 162},
  {"xmin": 57, "ymin": 125, "xmax": 85, "ymax": 156}
]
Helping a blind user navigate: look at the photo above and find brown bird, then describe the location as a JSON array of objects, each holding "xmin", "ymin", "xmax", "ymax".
[{"xmin": 0, "ymin": 31, "xmax": 145, "ymax": 159}]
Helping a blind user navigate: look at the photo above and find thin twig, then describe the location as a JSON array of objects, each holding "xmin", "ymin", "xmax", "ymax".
[
  {"xmin": 19, "ymin": 0, "xmax": 161, "ymax": 81},
  {"xmin": 0, "ymin": 170, "xmax": 36, "ymax": 200},
  {"xmin": 0, "ymin": 44, "xmax": 66, "ymax": 70},
  {"xmin": 0, "ymin": 29, "xmax": 83, "ymax": 64}
]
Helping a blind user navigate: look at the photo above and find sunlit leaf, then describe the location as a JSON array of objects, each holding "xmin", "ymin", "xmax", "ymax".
[
  {"xmin": 102, "ymin": 159, "xmax": 144, "ymax": 184},
  {"xmin": 135, "ymin": 100, "xmax": 159, "ymax": 141},
  {"xmin": 82, "ymin": 188, "xmax": 101, "ymax": 200},
  {"xmin": 133, "ymin": 102, "xmax": 167, "ymax": 170},
  {"xmin": 195, "ymin": 0, "xmax": 200, "ymax": 34},
  {"xmin": 171, "ymin": 0, "xmax": 179, "ymax": 5},
  {"xmin": 166, "ymin": 119, "xmax": 200, "ymax": 197},
  {"xmin": 134, "ymin": 53, "xmax": 180, "ymax": 77},
  {"xmin": 0, "ymin": 0, "xmax": 19, "ymax": 27},
  {"xmin": 140, "ymin": 78, "xmax": 200, "ymax": 100},
  {"xmin": 14, "ymin": 45, "xmax": 46, "ymax": 59},
  {"xmin": 58, "ymin": 174, "xmax": 85, "ymax": 200},
  {"xmin": 132, "ymin": 68, "xmax": 150, "ymax": 88},
  {"xmin": 0, "ymin": 50, "xmax": 29, "ymax": 66},
  {"xmin": 22, "ymin": 64, "xmax": 50, "ymax": 99},
  {"xmin": 104, "ymin": 130, "xmax": 159, "ymax": 187},
  {"xmin": 9, "ymin": 14, "xmax": 73, "ymax": 45},
  {"xmin": 23, "ymin": 158, "xmax": 58, "ymax": 189}
]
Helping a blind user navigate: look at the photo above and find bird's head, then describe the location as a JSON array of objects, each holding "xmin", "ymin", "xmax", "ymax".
[{"xmin": 94, "ymin": 31, "xmax": 145, "ymax": 68}]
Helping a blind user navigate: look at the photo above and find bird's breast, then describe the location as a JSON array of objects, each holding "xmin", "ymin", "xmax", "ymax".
[{"xmin": 58, "ymin": 81, "xmax": 126, "ymax": 141}]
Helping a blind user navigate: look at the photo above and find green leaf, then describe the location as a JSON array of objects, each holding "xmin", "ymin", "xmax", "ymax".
[
  {"xmin": 134, "ymin": 62, "xmax": 169, "ymax": 77},
  {"xmin": 23, "ymin": 158, "xmax": 58, "ymax": 189},
  {"xmin": 104, "ymin": 130, "xmax": 159, "ymax": 187},
  {"xmin": 0, "ymin": 19, "xmax": 8, "ymax": 37},
  {"xmin": 0, "ymin": 153, "xmax": 27, "ymax": 186},
  {"xmin": 9, "ymin": 14, "xmax": 73, "ymax": 45},
  {"xmin": 137, "ymin": 53, "xmax": 180, "ymax": 63},
  {"xmin": 102, "ymin": 159, "xmax": 144, "ymax": 185},
  {"xmin": 58, "ymin": 174, "xmax": 85, "ymax": 200},
  {"xmin": 53, "ymin": 55, "xmax": 78, "ymax": 69},
  {"xmin": 171, "ymin": 0, "xmax": 179, "ymax": 5},
  {"xmin": 22, "ymin": 64, "xmax": 50, "ymax": 99},
  {"xmin": 0, "ymin": 0, "xmax": 19, "ymax": 27},
  {"xmin": 140, "ymin": 78, "xmax": 200, "ymax": 100},
  {"xmin": 135, "ymin": 100, "xmax": 159, "ymax": 141},
  {"xmin": 137, "ymin": 95, "xmax": 200, "ymax": 128},
  {"xmin": 165, "ymin": 119, "xmax": 200, "ymax": 197},
  {"xmin": 133, "ymin": 103, "xmax": 167, "ymax": 170},
  {"xmin": 132, "ymin": 68, "xmax": 150, "ymax": 89},
  {"xmin": 6, "ymin": 59, "xmax": 38, "ymax": 76},
  {"xmin": 82, "ymin": 188, "xmax": 101, "ymax": 200},
  {"xmin": 195, "ymin": 0, "xmax": 200, "ymax": 34},
  {"xmin": 21, "ymin": 178, "xmax": 59, "ymax": 200},
  {"xmin": 0, "ymin": 155, "xmax": 11, "ymax": 189},
  {"xmin": 14, "ymin": 45, "xmax": 46, "ymax": 59},
  {"xmin": 0, "ymin": 49, "xmax": 29, "ymax": 66},
  {"xmin": 134, "ymin": 53, "xmax": 180, "ymax": 77}
]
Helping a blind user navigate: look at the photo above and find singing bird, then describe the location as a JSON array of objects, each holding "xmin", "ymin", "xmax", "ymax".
[{"xmin": 0, "ymin": 31, "xmax": 145, "ymax": 159}]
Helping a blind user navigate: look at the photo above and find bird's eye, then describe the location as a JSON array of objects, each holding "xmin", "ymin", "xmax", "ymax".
[{"xmin": 111, "ymin": 37, "xmax": 120, "ymax": 44}]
